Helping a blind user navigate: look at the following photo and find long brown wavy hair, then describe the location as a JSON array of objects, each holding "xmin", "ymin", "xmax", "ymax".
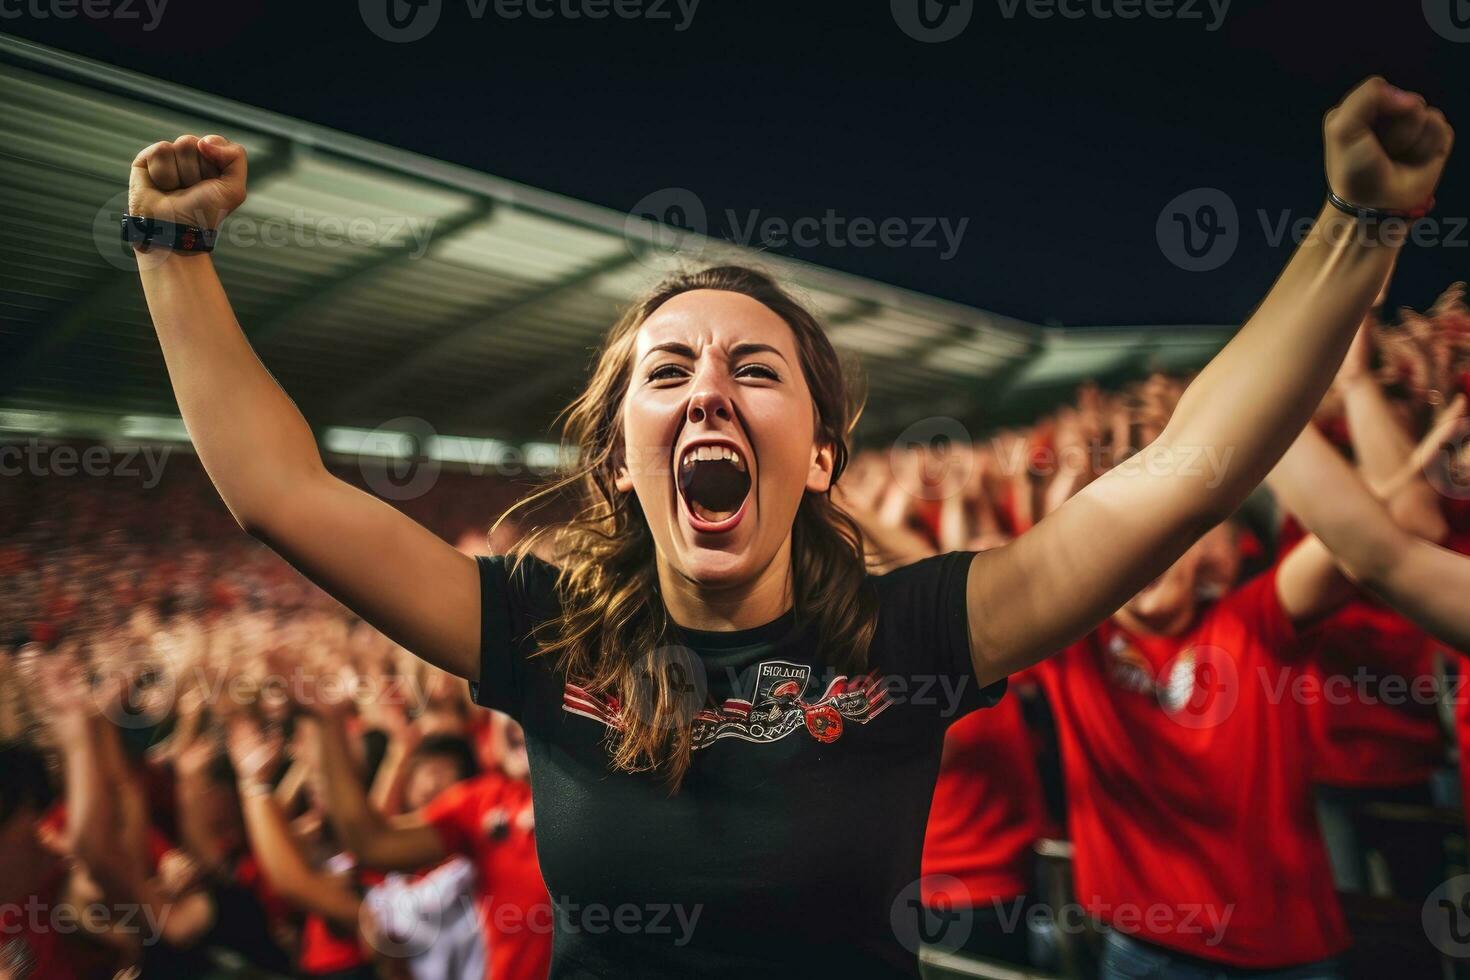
[{"xmin": 499, "ymin": 265, "xmax": 878, "ymax": 790}]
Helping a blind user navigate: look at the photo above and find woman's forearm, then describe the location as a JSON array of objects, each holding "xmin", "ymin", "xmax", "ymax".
[
  {"xmin": 1161, "ymin": 203, "xmax": 1400, "ymax": 520},
  {"xmin": 1267, "ymin": 423, "xmax": 1412, "ymax": 585},
  {"xmin": 137, "ymin": 252, "xmax": 326, "ymax": 532}
]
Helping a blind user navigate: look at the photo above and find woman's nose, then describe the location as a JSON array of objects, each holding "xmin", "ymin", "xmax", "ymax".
[{"xmin": 687, "ymin": 387, "xmax": 733, "ymax": 425}]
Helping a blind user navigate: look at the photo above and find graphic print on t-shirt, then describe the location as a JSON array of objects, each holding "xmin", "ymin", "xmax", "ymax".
[{"xmin": 562, "ymin": 659, "xmax": 893, "ymax": 750}]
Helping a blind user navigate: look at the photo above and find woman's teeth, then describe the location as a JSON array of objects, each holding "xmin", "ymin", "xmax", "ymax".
[{"xmin": 680, "ymin": 445, "xmax": 747, "ymax": 472}]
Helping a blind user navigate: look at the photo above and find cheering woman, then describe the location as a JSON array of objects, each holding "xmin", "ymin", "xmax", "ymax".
[{"xmin": 124, "ymin": 76, "xmax": 1450, "ymax": 976}]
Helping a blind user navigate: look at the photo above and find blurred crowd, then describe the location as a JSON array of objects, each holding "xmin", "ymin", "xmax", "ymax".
[{"xmin": 4, "ymin": 277, "xmax": 1470, "ymax": 979}]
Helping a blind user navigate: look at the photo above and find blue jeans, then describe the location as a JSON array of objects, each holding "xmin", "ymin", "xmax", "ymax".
[{"xmin": 1101, "ymin": 931, "xmax": 1343, "ymax": 980}]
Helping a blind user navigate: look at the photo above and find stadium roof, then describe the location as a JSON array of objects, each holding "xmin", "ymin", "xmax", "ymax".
[{"xmin": 0, "ymin": 34, "xmax": 1233, "ymax": 446}]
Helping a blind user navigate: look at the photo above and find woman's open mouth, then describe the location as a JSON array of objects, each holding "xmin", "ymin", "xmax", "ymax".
[{"xmin": 676, "ymin": 443, "xmax": 752, "ymax": 534}]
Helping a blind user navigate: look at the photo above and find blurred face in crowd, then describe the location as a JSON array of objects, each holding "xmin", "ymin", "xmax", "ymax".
[
  {"xmin": 1116, "ymin": 523, "xmax": 1240, "ymax": 637},
  {"xmin": 404, "ymin": 752, "xmax": 465, "ymax": 812},
  {"xmin": 500, "ymin": 718, "xmax": 529, "ymax": 781},
  {"xmin": 615, "ymin": 289, "xmax": 834, "ymax": 592}
]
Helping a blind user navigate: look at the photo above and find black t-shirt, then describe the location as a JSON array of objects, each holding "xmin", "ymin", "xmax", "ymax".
[{"xmin": 471, "ymin": 549, "xmax": 1005, "ymax": 978}]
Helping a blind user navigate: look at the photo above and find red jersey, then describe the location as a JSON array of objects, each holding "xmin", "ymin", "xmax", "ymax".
[
  {"xmin": 922, "ymin": 693, "xmax": 1051, "ymax": 904},
  {"xmin": 1304, "ymin": 599, "xmax": 1442, "ymax": 787},
  {"xmin": 1034, "ymin": 570, "xmax": 1348, "ymax": 968},
  {"xmin": 1279, "ymin": 516, "xmax": 1443, "ymax": 787},
  {"xmin": 422, "ymin": 773, "xmax": 551, "ymax": 980}
]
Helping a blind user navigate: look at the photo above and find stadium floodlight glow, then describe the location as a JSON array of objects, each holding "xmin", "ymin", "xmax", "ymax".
[
  {"xmin": 524, "ymin": 442, "xmax": 578, "ymax": 472},
  {"xmin": 427, "ymin": 435, "xmax": 511, "ymax": 466},
  {"xmin": 117, "ymin": 414, "xmax": 192, "ymax": 443},
  {"xmin": 322, "ymin": 426, "xmax": 414, "ymax": 459},
  {"xmin": 0, "ymin": 409, "xmax": 64, "ymax": 434}
]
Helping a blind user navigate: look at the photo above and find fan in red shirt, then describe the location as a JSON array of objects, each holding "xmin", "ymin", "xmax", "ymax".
[
  {"xmin": 920, "ymin": 685, "xmax": 1054, "ymax": 966},
  {"xmin": 313, "ymin": 707, "xmax": 552, "ymax": 980},
  {"xmin": 1033, "ymin": 521, "xmax": 1360, "ymax": 977}
]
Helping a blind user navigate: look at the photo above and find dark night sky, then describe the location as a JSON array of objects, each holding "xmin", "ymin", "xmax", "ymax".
[{"xmin": 7, "ymin": 0, "xmax": 1469, "ymax": 327}]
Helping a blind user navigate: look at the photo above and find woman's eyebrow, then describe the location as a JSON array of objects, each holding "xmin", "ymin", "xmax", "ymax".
[
  {"xmin": 729, "ymin": 342, "xmax": 788, "ymax": 363},
  {"xmin": 640, "ymin": 341, "xmax": 697, "ymax": 363}
]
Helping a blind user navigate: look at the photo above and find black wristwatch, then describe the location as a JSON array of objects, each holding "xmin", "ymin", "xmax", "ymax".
[{"xmin": 121, "ymin": 214, "xmax": 218, "ymax": 253}]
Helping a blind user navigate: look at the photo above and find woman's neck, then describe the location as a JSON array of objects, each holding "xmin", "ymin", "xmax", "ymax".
[{"xmin": 655, "ymin": 539, "xmax": 795, "ymax": 632}]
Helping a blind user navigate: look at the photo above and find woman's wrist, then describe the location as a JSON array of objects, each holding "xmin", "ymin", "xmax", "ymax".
[{"xmin": 1311, "ymin": 197, "xmax": 1413, "ymax": 250}]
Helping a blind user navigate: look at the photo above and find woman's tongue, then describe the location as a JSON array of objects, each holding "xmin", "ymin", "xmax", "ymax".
[{"xmin": 679, "ymin": 460, "xmax": 750, "ymax": 525}]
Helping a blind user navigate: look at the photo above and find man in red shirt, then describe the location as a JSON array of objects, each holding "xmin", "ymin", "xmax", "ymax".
[
  {"xmin": 920, "ymin": 685, "xmax": 1054, "ymax": 966},
  {"xmin": 314, "ymin": 708, "xmax": 551, "ymax": 980},
  {"xmin": 1034, "ymin": 522, "xmax": 1358, "ymax": 977}
]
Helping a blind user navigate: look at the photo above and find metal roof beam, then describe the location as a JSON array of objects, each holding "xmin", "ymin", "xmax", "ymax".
[
  {"xmin": 243, "ymin": 198, "xmax": 495, "ymax": 346},
  {"xmin": 331, "ymin": 250, "xmax": 643, "ymax": 420}
]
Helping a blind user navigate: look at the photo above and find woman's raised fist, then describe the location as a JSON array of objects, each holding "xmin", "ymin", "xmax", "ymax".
[
  {"xmin": 129, "ymin": 134, "xmax": 248, "ymax": 230},
  {"xmin": 1324, "ymin": 76, "xmax": 1454, "ymax": 214}
]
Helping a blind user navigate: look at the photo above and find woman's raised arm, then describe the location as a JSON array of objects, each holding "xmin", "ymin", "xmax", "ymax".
[
  {"xmin": 129, "ymin": 135, "xmax": 481, "ymax": 680},
  {"xmin": 1268, "ymin": 419, "xmax": 1470, "ymax": 651},
  {"xmin": 965, "ymin": 76, "xmax": 1454, "ymax": 686}
]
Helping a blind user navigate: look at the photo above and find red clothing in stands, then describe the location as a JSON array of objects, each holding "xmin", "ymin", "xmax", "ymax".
[
  {"xmin": 1305, "ymin": 600, "xmax": 1442, "ymax": 787},
  {"xmin": 1279, "ymin": 515, "xmax": 1442, "ymax": 788},
  {"xmin": 0, "ymin": 868, "xmax": 118, "ymax": 980},
  {"xmin": 423, "ymin": 773, "xmax": 551, "ymax": 980},
  {"xmin": 1034, "ymin": 570, "xmax": 1348, "ymax": 968},
  {"xmin": 298, "ymin": 912, "xmax": 367, "ymax": 975},
  {"xmin": 922, "ymin": 693, "xmax": 1050, "ymax": 905}
]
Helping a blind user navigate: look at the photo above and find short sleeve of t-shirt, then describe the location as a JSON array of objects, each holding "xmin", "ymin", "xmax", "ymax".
[
  {"xmin": 869, "ymin": 549, "xmax": 1007, "ymax": 720},
  {"xmin": 420, "ymin": 775, "xmax": 493, "ymax": 858},
  {"xmin": 1223, "ymin": 564, "xmax": 1300, "ymax": 659},
  {"xmin": 470, "ymin": 554, "xmax": 563, "ymax": 721}
]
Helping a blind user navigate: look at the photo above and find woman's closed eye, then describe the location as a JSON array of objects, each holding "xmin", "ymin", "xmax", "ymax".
[
  {"xmin": 736, "ymin": 363, "xmax": 780, "ymax": 382},
  {"xmin": 647, "ymin": 364, "xmax": 689, "ymax": 384},
  {"xmin": 646, "ymin": 363, "xmax": 781, "ymax": 384}
]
